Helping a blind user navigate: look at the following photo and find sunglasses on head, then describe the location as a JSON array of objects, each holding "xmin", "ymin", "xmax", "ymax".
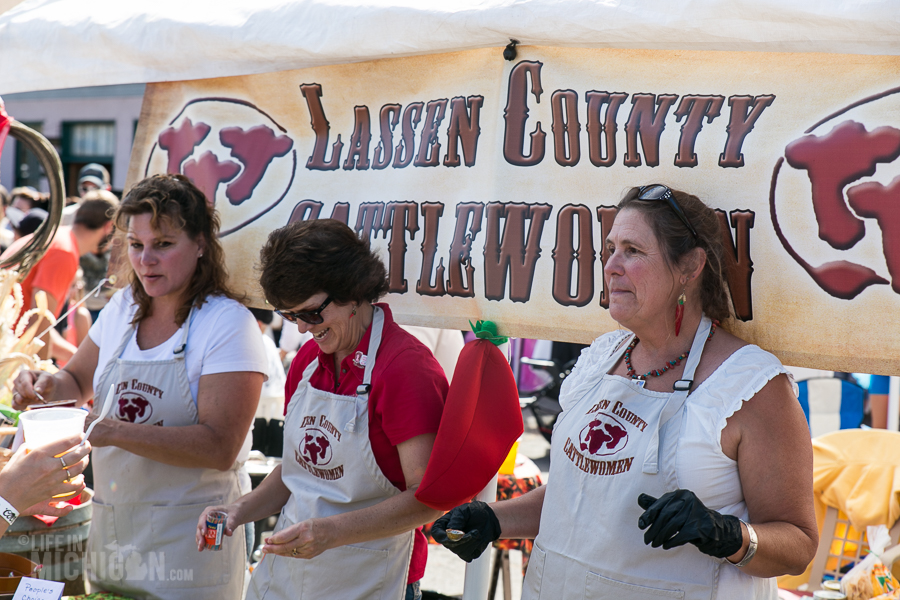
[
  {"xmin": 275, "ymin": 296, "xmax": 333, "ymax": 325},
  {"xmin": 636, "ymin": 184, "xmax": 699, "ymax": 242}
]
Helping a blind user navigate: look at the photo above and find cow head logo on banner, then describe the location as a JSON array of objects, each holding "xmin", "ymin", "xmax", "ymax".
[
  {"xmin": 145, "ymin": 98, "xmax": 296, "ymax": 236},
  {"xmin": 771, "ymin": 87, "xmax": 900, "ymax": 300}
]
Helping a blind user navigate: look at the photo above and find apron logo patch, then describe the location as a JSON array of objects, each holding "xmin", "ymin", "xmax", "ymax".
[
  {"xmin": 294, "ymin": 421, "xmax": 346, "ymax": 481},
  {"xmin": 115, "ymin": 393, "xmax": 154, "ymax": 424},
  {"xmin": 298, "ymin": 428, "xmax": 334, "ymax": 466},
  {"xmin": 564, "ymin": 437, "xmax": 634, "ymax": 476},
  {"xmin": 578, "ymin": 412, "xmax": 629, "ymax": 456}
]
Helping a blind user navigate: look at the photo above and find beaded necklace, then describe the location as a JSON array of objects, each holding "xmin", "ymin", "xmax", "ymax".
[{"xmin": 624, "ymin": 320, "xmax": 719, "ymax": 380}]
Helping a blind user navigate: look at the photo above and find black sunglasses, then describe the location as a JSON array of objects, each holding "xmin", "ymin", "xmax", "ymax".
[
  {"xmin": 636, "ymin": 184, "xmax": 699, "ymax": 241},
  {"xmin": 275, "ymin": 296, "xmax": 333, "ymax": 325}
]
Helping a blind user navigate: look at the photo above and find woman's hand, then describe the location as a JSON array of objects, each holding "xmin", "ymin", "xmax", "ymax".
[
  {"xmin": 265, "ymin": 434, "xmax": 442, "ymax": 557},
  {"xmin": 196, "ymin": 504, "xmax": 243, "ymax": 552},
  {"xmin": 261, "ymin": 518, "xmax": 338, "ymax": 559},
  {"xmin": 431, "ymin": 501, "xmax": 502, "ymax": 562},
  {"xmin": 11, "ymin": 370, "xmax": 57, "ymax": 409},
  {"xmin": 21, "ymin": 498, "xmax": 79, "ymax": 518},
  {"xmin": 82, "ymin": 411, "xmax": 120, "ymax": 447},
  {"xmin": 637, "ymin": 490, "xmax": 743, "ymax": 558},
  {"xmin": 0, "ymin": 433, "xmax": 90, "ymax": 511}
]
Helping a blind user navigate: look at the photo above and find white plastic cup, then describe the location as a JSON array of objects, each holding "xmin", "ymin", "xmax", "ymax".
[{"xmin": 19, "ymin": 407, "xmax": 87, "ymax": 447}]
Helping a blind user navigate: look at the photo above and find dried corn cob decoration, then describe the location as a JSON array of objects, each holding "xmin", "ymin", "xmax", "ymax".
[{"xmin": 0, "ymin": 268, "xmax": 58, "ymax": 406}]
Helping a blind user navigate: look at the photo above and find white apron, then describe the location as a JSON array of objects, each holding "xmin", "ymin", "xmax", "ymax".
[
  {"xmin": 524, "ymin": 317, "xmax": 758, "ymax": 600},
  {"xmin": 247, "ymin": 306, "xmax": 414, "ymax": 600},
  {"xmin": 86, "ymin": 308, "xmax": 246, "ymax": 600}
]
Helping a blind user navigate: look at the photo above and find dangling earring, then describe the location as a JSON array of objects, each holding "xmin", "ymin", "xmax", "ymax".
[
  {"xmin": 350, "ymin": 306, "xmax": 357, "ymax": 318},
  {"xmin": 675, "ymin": 289, "xmax": 686, "ymax": 336}
]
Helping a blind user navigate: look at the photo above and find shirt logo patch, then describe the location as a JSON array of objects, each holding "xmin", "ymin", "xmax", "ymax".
[
  {"xmin": 578, "ymin": 412, "xmax": 629, "ymax": 456},
  {"xmin": 115, "ymin": 393, "xmax": 154, "ymax": 424}
]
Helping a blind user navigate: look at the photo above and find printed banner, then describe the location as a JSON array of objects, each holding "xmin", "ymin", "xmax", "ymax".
[{"xmin": 127, "ymin": 47, "xmax": 900, "ymax": 374}]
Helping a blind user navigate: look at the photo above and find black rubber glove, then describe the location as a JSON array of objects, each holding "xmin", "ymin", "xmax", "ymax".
[
  {"xmin": 637, "ymin": 490, "xmax": 743, "ymax": 559},
  {"xmin": 431, "ymin": 500, "xmax": 501, "ymax": 563}
]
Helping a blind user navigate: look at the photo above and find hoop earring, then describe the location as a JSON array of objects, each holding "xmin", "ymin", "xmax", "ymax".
[{"xmin": 675, "ymin": 289, "xmax": 686, "ymax": 336}]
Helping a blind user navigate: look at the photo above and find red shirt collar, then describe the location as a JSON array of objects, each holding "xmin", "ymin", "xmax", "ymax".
[{"xmin": 315, "ymin": 303, "xmax": 394, "ymax": 379}]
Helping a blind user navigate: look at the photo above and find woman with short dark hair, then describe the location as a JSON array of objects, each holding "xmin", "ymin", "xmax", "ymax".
[
  {"xmin": 257, "ymin": 218, "xmax": 390, "ymax": 310},
  {"xmin": 433, "ymin": 184, "xmax": 818, "ymax": 599},
  {"xmin": 199, "ymin": 219, "xmax": 447, "ymax": 600}
]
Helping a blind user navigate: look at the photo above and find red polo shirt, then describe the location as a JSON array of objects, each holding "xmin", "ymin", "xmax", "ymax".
[{"xmin": 284, "ymin": 303, "xmax": 447, "ymax": 584}]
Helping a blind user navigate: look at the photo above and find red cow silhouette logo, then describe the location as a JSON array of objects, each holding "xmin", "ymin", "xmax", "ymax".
[
  {"xmin": 115, "ymin": 393, "xmax": 153, "ymax": 424},
  {"xmin": 298, "ymin": 428, "xmax": 333, "ymax": 466},
  {"xmin": 145, "ymin": 98, "xmax": 296, "ymax": 236},
  {"xmin": 578, "ymin": 413, "xmax": 629, "ymax": 456},
  {"xmin": 771, "ymin": 88, "xmax": 900, "ymax": 299}
]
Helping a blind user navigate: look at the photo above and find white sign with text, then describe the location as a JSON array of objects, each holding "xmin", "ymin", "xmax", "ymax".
[{"xmin": 12, "ymin": 577, "xmax": 64, "ymax": 600}]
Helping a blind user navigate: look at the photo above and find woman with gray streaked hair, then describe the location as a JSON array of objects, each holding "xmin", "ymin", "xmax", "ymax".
[{"xmin": 433, "ymin": 184, "xmax": 818, "ymax": 600}]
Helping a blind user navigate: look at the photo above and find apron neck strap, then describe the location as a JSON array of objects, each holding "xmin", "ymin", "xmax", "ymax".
[
  {"xmin": 173, "ymin": 305, "xmax": 196, "ymax": 355},
  {"xmin": 356, "ymin": 305, "xmax": 384, "ymax": 397},
  {"xmin": 671, "ymin": 315, "xmax": 711, "ymax": 393},
  {"xmin": 642, "ymin": 314, "xmax": 713, "ymax": 475}
]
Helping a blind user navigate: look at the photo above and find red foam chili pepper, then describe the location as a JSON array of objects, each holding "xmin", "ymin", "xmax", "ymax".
[{"xmin": 415, "ymin": 332, "xmax": 523, "ymax": 511}]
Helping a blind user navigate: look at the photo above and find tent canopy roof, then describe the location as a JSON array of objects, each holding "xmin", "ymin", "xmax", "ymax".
[{"xmin": 1, "ymin": 0, "xmax": 898, "ymax": 95}]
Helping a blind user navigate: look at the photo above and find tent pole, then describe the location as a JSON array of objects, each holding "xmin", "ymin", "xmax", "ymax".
[
  {"xmin": 888, "ymin": 376, "xmax": 899, "ymax": 432},
  {"xmin": 460, "ymin": 339, "xmax": 509, "ymax": 600},
  {"xmin": 461, "ymin": 473, "xmax": 499, "ymax": 600}
]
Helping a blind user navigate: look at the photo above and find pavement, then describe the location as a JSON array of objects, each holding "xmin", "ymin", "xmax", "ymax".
[{"xmin": 419, "ymin": 410, "xmax": 551, "ymax": 600}]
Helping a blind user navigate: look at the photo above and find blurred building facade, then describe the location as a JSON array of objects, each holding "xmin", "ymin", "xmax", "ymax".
[{"xmin": 0, "ymin": 84, "xmax": 144, "ymax": 196}]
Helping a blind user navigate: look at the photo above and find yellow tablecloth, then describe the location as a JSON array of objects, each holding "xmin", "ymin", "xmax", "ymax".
[{"xmin": 812, "ymin": 429, "xmax": 900, "ymax": 531}]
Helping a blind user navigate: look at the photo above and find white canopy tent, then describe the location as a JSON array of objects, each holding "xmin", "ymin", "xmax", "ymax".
[
  {"xmin": 1, "ymin": 0, "xmax": 899, "ymax": 94},
  {"xmin": 2, "ymin": 2, "xmax": 899, "ymax": 597}
]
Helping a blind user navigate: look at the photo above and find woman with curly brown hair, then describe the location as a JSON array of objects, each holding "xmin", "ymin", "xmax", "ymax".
[
  {"xmin": 14, "ymin": 174, "xmax": 268, "ymax": 600},
  {"xmin": 198, "ymin": 218, "xmax": 447, "ymax": 600}
]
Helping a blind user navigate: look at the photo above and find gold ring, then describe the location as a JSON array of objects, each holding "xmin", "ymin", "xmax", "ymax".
[{"xmin": 291, "ymin": 548, "xmax": 299, "ymax": 557}]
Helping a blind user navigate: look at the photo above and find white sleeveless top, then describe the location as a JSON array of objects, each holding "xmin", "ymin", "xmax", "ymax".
[{"xmin": 551, "ymin": 329, "xmax": 793, "ymax": 599}]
